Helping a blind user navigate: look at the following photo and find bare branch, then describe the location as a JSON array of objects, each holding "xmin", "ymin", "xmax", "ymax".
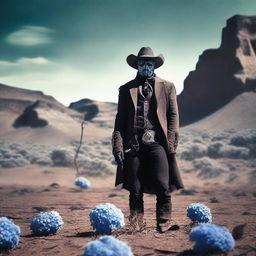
[{"xmin": 74, "ymin": 121, "xmax": 85, "ymax": 176}]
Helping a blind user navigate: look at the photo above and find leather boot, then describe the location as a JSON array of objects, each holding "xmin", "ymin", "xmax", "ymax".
[
  {"xmin": 137, "ymin": 212, "xmax": 146, "ymax": 231},
  {"xmin": 128, "ymin": 210, "xmax": 146, "ymax": 231},
  {"xmin": 128, "ymin": 210, "xmax": 138, "ymax": 231},
  {"xmin": 156, "ymin": 199, "xmax": 173, "ymax": 233},
  {"xmin": 129, "ymin": 192, "xmax": 144, "ymax": 231}
]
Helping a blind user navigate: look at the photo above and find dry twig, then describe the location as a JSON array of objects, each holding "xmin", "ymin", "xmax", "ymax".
[{"xmin": 74, "ymin": 121, "xmax": 85, "ymax": 176}]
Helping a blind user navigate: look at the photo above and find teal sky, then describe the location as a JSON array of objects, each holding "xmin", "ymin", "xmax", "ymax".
[{"xmin": 1, "ymin": 0, "xmax": 255, "ymax": 105}]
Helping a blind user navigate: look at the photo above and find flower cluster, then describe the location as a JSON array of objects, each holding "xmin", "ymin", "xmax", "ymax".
[
  {"xmin": 89, "ymin": 203, "xmax": 125, "ymax": 234},
  {"xmin": 83, "ymin": 235, "xmax": 133, "ymax": 256},
  {"xmin": 187, "ymin": 203, "xmax": 212, "ymax": 223},
  {"xmin": 75, "ymin": 177, "xmax": 91, "ymax": 189},
  {"xmin": 30, "ymin": 211, "xmax": 64, "ymax": 236},
  {"xmin": 190, "ymin": 223, "xmax": 235, "ymax": 253},
  {"xmin": 0, "ymin": 217, "xmax": 21, "ymax": 249}
]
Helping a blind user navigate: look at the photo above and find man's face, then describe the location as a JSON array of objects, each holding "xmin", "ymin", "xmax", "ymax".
[{"xmin": 137, "ymin": 59, "xmax": 155, "ymax": 77}]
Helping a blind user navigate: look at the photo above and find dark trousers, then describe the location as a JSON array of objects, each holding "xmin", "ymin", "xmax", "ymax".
[{"xmin": 125, "ymin": 142, "xmax": 172, "ymax": 220}]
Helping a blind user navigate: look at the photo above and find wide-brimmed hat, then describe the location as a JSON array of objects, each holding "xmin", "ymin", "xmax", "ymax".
[{"xmin": 126, "ymin": 47, "xmax": 165, "ymax": 69}]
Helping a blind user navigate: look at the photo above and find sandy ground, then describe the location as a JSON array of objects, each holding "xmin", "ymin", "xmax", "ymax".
[{"xmin": 0, "ymin": 165, "xmax": 255, "ymax": 256}]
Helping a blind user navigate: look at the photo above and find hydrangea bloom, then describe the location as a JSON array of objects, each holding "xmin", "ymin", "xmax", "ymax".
[
  {"xmin": 83, "ymin": 235, "xmax": 134, "ymax": 256},
  {"xmin": 187, "ymin": 203, "xmax": 212, "ymax": 223},
  {"xmin": 89, "ymin": 203, "xmax": 125, "ymax": 234},
  {"xmin": 30, "ymin": 211, "xmax": 64, "ymax": 236},
  {"xmin": 190, "ymin": 223, "xmax": 235, "ymax": 253},
  {"xmin": 75, "ymin": 177, "xmax": 91, "ymax": 189},
  {"xmin": 0, "ymin": 217, "xmax": 21, "ymax": 249}
]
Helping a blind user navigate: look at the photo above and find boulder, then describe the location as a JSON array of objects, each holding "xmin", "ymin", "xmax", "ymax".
[{"xmin": 13, "ymin": 101, "xmax": 48, "ymax": 128}]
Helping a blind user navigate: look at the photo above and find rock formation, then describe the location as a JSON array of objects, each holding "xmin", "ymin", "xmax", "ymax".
[
  {"xmin": 13, "ymin": 101, "xmax": 48, "ymax": 128},
  {"xmin": 69, "ymin": 99, "xmax": 117, "ymax": 129},
  {"xmin": 69, "ymin": 98, "xmax": 99, "ymax": 121},
  {"xmin": 178, "ymin": 15, "xmax": 256, "ymax": 126}
]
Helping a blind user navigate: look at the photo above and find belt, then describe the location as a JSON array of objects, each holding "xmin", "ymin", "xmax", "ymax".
[{"xmin": 136, "ymin": 129, "xmax": 156, "ymax": 145}]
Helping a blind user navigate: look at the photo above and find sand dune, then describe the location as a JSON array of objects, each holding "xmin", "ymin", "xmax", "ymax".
[{"xmin": 183, "ymin": 91, "xmax": 256, "ymax": 132}]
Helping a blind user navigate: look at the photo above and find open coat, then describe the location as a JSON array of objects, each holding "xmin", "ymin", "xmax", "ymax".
[{"xmin": 112, "ymin": 74, "xmax": 184, "ymax": 193}]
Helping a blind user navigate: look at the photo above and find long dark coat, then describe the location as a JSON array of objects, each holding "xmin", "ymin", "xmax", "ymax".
[{"xmin": 112, "ymin": 74, "xmax": 184, "ymax": 193}]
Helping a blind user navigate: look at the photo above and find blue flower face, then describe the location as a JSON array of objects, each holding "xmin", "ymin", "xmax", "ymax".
[
  {"xmin": 187, "ymin": 203, "xmax": 212, "ymax": 223},
  {"xmin": 84, "ymin": 236, "xmax": 134, "ymax": 256},
  {"xmin": 190, "ymin": 223, "xmax": 235, "ymax": 253},
  {"xmin": 89, "ymin": 203, "xmax": 125, "ymax": 234},
  {"xmin": 137, "ymin": 60, "xmax": 155, "ymax": 77},
  {"xmin": 30, "ymin": 211, "xmax": 64, "ymax": 236},
  {"xmin": 0, "ymin": 217, "xmax": 20, "ymax": 249},
  {"xmin": 75, "ymin": 177, "xmax": 91, "ymax": 189}
]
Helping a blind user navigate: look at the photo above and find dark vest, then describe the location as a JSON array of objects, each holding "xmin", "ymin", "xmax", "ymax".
[{"xmin": 134, "ymin": 80, "xmax": 161, "ymax": 134}]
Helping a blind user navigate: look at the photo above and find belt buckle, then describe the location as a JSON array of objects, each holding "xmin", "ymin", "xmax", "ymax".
[{"xmin": 141, "ymin": 130, "xmax": 155, "ymax": 145}]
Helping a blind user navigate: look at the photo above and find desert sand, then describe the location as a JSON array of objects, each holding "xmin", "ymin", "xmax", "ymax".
[{"xmin": 0, "ymin": 164, "xmax": 255, "ymax": 256}]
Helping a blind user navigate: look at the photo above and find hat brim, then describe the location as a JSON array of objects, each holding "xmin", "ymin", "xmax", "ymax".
[{"xmin": 126, "ymin": 54, "xmax": 164, "ymax": 69}]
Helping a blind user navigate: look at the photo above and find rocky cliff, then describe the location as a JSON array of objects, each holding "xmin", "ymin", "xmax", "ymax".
[{"xmin": 178, "ymin": 15, "xmax": 256, "ymax": 126}]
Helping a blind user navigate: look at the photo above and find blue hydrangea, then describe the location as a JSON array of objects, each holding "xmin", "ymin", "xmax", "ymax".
[
  {"xmin": 187, "ymin": 203, "xmax": 212, "ymax": 223},
  {"xmin": 89, "ymin": 203, "xmax": 125, "ymax": 234},
  {"xmin": 83, "ymin": 235, "xmax": 134, "ymax": 256},
  {"xmin": 0, "ymin": 217, "xmax": 21, "ymax": 249},
  {"xmin": 190, "ymin": 223, "xmax": 235, "ymax": 253},
  {"xmin": 30, "ymin": 211, "xmax": 64, "ymax": 236},
  {"xmin": 75, "ymin": 177, "xmax": 91, "ymax": 189}
]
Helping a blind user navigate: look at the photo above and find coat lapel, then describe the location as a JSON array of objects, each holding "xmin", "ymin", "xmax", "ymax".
[
  {"xmin": 129, "ymin": 87, "xmax": 137, "ymax": 111},
  {"xmin": 154, "ymin": 76, "xmax": 168, "ymax": 136},
  {"xmin": 129, "ymin": 79, "xmax": 138, "ymax": 112},
  {"xmin": 154, "ymin": 76, "xmax": 161, "ymax": 112}
]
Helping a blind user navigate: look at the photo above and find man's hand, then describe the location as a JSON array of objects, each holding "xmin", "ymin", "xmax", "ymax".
[{"xmin": 114, "ymin": 151, "xmax": 124, "ymax": 167}]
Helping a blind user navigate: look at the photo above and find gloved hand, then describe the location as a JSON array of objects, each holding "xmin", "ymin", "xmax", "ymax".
[{"xmin": 114, "ymin": 151, "xmax": 124, "ymax": 167}]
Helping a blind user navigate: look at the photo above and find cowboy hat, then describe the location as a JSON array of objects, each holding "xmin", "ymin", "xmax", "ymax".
[{"xmin": 126, "ymin": 47, "xmax": 165, "ymax": 69}]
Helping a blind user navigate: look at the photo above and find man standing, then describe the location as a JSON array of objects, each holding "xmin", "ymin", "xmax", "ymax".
[{"xmin": 112, "ymin": 47, "xmax": 184, "ymax": 232}]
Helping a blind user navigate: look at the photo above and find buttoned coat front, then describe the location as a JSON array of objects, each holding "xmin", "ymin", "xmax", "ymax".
[{"xmin": 112, "ymin": 74, "xmax": 184, "ymax": 193}]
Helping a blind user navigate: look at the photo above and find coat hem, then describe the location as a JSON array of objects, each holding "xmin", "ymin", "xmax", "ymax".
[{"xmin": 116, "ymin": 183, "xmax": 184, "ymax": 195}]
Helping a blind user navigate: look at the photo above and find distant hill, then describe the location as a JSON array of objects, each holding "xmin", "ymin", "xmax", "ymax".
[
  {"xmin": 0, "ymin": 83, "xmax": 113, "ymax": 144},
  {"xmin": 0, "ymin": 80, "xmax": 255, "ymax": 144},
  {"xmin": 0, "ymin": 83, "xmax": 78, "ymax": 116}
]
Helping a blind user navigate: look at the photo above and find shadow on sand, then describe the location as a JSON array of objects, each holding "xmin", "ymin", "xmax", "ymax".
[{"xmin": 66, "ymin": 231, "xmax": 96, "ymax": 238}]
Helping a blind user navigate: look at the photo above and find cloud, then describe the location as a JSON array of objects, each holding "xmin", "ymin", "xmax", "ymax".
[
  {"xmin": 0, "ymin": 57, "xmax": 56, "ymax": 76},
  {"xmin": 1, "ymin": 57, "xmax": 51, "ymax": 65},
  {"xmin": 6, "ymin": 26, "xmax": 54, "ymax": 46}
]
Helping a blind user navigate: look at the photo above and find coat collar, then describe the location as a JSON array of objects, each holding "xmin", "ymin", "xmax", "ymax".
[{"xmin": 129, "ymin": 75, "xmax": 164, "ymax": 111}]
